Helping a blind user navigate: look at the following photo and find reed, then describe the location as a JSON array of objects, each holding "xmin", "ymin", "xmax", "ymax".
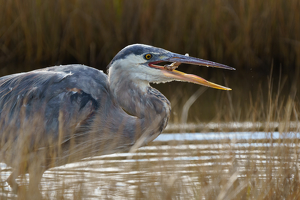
[
  {"xmin": 0, "ymin": 0, "xmax": 300, "ymax": 199},
  {"xmin": 0, "ymin": 69, "xmax": 298, "ymax": 199},
  {"xmin": 1, "ymin": 0, "xmax": 299, "ymax": 121},
  {"xmin": 0, "ymin": 0, "xmax": 299, "ymax": 75}
]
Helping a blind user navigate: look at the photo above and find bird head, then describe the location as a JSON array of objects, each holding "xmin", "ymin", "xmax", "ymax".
[{"xmin": 108, "ymin": 44, "xmax": 235, "ymax": 90}]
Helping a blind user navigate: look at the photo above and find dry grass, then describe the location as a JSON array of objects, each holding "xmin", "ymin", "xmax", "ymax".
[
  {"xmin": 0, "ymin": 0, "xmax": 300, "ymax": 73},
  {"xmin": 1, "ymin": 0, "xmax": 300, "ymax": 121},
  {"xmin": 0, "ymin": 0, "xmax": 300, "ymax": 199},
  {"xmin": 0, "ymin": 74, "xmax": 299, "ymax": 200}
]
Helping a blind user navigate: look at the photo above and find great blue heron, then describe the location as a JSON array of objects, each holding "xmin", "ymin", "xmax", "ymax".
[{"xmin": 0, "ymin": 44, "xmax": 234, "ymax": 196}]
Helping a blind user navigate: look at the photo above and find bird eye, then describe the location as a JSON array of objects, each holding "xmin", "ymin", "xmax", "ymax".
[{"xmin": 144, "ymin": 53, "xmax": 152, "ymax": 60}]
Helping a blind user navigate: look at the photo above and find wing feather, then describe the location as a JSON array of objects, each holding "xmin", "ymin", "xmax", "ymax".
[{"xmin": 0, "ymin": 65, "xmax": 109, "ymax": 146}]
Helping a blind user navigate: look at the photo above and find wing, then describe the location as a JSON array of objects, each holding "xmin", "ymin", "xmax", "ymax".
[{"xmin": 0, "ymin": 65, "xmax": 110, "ymax": 147}]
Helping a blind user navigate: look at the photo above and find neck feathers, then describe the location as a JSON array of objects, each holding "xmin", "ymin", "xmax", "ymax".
[{"xmin": 108, "ymin": 71, "xmax": 171, "ymax": 144}]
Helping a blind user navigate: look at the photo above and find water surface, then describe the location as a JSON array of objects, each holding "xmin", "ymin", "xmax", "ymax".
[{"xmin": 1, "ymin": 131, "xmax": 299, "ymax": 199}]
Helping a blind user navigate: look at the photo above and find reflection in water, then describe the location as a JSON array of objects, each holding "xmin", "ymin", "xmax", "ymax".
[{"xmin": 0, "ymin": 131, "xmax": 299, "ymax": 199}]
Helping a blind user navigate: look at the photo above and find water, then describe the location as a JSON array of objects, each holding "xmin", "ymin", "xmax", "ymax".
[
  {"xmin": 155, "ymin": 131, "xmax": 300, "ymax": 141},
  {"xmin": 1, "ymin": 131, "xmax": 299, "ymax": 199}
]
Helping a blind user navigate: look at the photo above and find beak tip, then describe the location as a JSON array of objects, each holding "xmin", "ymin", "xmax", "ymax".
[
  {"xmin": 226, "ymin": 66, "xmax": 236, "ymax": 71},
  {"xmin": 221, "ymin": 87, "xmax": 232, "ymax": 91},
  {"xmin": 221, "ymin": 86, "xmax": 232, "ymax": 90}
]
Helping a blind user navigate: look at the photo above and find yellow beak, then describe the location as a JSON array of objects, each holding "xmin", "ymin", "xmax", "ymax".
[
  {"xmin": 149, "ymin": 52, "xmax": 235, "ymax": 90},
  {"xmin": 162, "ymin": 69, "xmax": 232, "ymax": 90}
]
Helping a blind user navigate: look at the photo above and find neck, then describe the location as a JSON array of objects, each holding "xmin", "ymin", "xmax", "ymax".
[
  {"xmin": 57, "ymin": 70, "xmax": 172, "ymax": 165},
  {"xmin": 109, "ymin": 72, "xmax": 171, "ymax": 144}
]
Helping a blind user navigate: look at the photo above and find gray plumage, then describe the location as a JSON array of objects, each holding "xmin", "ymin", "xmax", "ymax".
[{"xmin": 0, "ymin": 44, "xmax": 234, "ymax": 195}]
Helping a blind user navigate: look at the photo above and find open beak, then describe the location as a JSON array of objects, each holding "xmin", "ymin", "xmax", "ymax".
[{"xmin": 149, "ymin": 53, "xmax": 235, "ymax": 90}]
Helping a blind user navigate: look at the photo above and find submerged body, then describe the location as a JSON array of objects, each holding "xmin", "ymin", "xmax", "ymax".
[{"xmin": 0, "ymin": 44, "xmax": 234, "ymax": 195}]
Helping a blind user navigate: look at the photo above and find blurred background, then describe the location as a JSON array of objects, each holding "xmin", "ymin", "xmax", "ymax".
[
  {"xmin": 1, "ymin": 1, "xmax": 300, "ymax": 199},
  {"xmin": 0, "ymin": 0, "xmax": 299, "ymax": 123}
]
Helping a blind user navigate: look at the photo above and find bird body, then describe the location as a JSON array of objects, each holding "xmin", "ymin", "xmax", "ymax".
[
  {"xmin": 0, "ymin": 64, "xmax": 170, "ymax": 167},
  {"xmin": 0, "ymin": 44, "xmax": 234, "ymax": 195}
]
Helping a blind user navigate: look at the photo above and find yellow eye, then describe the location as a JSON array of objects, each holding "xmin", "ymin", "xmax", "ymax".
[{"xmin": 144, "ymin": 53, "xmax": 152, "ymax": 60}]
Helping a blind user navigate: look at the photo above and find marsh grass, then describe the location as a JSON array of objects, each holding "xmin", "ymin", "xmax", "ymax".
[
  {"xmin": 1, "ymin": 0, "xmax": 300, "ymax": 122},
  {"xmin": 1, "ymin": 0, "xmax": 300, "ymax": 199},
  {"xmin": 0, "ymin": 72, "xmax": 299, "ymax": 200},
  {"xmin": 0, "ymin": 0, "xmax": 300, "ymax": 73}
]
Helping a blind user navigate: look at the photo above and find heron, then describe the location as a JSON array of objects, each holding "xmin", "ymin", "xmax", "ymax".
[{"xmin": 0, "ymin": 44, "xmax": 234, "ymax": 196}]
